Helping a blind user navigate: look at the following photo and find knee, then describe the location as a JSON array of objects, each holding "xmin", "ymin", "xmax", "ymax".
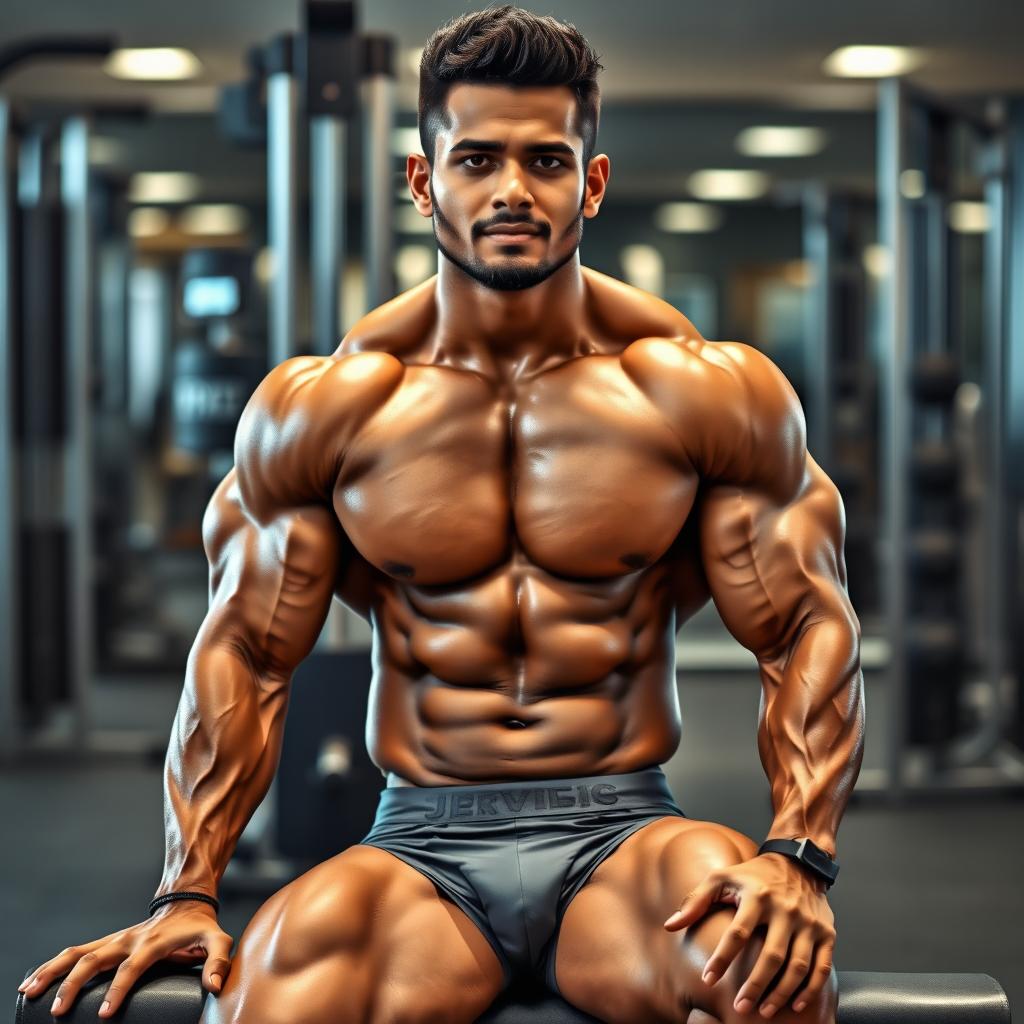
[{"xmin": 680, "ymin": 908, "xmax": 837, "ymax": 1024}]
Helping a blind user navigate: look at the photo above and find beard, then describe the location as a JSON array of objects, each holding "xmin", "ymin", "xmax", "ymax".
[{"xmin": 430, "ymin": 183, "xmax": 586, "ymax": 291}]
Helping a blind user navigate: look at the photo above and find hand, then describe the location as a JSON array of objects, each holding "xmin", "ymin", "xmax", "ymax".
[
  {"xmin": 17, "ymin": 901, "xmax": 233, "ymax": 1018},
  {"xmin": 663, "ymin": 853, "xmax": 836, "ymax": 1018}
]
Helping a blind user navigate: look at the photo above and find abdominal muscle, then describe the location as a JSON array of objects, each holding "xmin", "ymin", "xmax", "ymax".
[{"xmin": 366, "ymin": 591, "xmax": 685, "ymax": 789}]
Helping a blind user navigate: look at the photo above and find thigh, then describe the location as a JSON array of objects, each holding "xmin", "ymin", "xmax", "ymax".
[
  {"xmin": 201, "ymin": 844, "xmax": 506, "ymax": 1024},
  {"xmin": 553, "ymin": 817, "xmax": 836, "ymax": 1024}
]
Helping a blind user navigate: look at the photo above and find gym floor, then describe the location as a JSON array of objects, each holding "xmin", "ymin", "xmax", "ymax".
[{"xmin": 2, "ymin": 665, "xmax": 1021, "ymax": 1018}]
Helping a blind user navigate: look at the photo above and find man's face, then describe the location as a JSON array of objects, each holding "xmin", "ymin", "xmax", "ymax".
[{"xmin": 409, "ymin": 83, "xmax": 608, "ymax": 291}]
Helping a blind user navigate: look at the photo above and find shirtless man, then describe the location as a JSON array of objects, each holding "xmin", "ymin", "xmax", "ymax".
[{"xmin": 18, "ymin": 7, "xmax": 864, "ymax": 1023}]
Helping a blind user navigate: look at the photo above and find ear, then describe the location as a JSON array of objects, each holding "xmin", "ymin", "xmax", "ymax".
[
  {"xmin": 583, "ymin": 153, "xmax": 610, "ymax": 219},
  {"xmin": 407, "ymin": 153, "xmax": 433, "ymax": 217}
]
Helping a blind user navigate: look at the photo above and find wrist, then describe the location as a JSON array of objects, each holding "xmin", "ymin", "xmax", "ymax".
[
  {"xmin": 149, "ymin": 890, "xmax": 221, "ymax": 917},
  {"xmin": 758, "ymin": 837, "xmax": 839, "ymax": 890}
]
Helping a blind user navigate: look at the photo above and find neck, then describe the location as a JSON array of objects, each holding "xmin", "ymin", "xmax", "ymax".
[{"xmin": 431, "ymin": 251, "xmax": 587, "ymax": 379}]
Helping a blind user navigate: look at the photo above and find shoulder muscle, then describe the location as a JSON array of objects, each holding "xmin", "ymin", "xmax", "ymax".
[
  {"xmin": 624, "ymin": 337, "xmax": 806, "ymax": 502},
  {"xmin": 234, "ymin": 352, "xmax": 404, "ymax": 522}
]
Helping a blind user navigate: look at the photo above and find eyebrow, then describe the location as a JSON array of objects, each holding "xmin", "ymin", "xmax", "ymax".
[{"xmin": 448, "ymin": 139, "xmax": 577, "ymax": 158}]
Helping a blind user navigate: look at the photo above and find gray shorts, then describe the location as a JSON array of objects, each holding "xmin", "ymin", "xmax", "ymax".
[{"xmin": 356, "ymin": 765, "xmax": 687, "ymax": 995}]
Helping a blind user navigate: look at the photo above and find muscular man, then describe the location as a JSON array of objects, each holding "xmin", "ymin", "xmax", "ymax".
[{"xmin": 19, "ymin": 7, "xmax": 864, "ymax": 1023}]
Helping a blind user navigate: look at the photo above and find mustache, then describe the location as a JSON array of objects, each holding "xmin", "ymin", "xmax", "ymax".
[{"xmin": 472, "ymin": 215, "xmax": 551, "ymax": 240}]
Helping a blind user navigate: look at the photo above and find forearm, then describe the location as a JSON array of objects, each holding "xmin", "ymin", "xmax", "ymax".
[
  {"xmin": 757, "ymin": 614, "xmax": 865, "ymax": 857},
  {"xmin": 154, "ymin": 636, "xmax": 289, "ymax": 899}
]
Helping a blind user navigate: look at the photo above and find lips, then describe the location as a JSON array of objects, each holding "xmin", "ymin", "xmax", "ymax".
[{"xmin": 483, "ymin": 223, "xmax": 540, "ymax": 236}]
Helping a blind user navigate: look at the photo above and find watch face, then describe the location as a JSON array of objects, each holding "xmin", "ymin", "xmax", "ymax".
[{"xmin": 801, "ymin": 840, "xmax": 839, "ymax": 881}]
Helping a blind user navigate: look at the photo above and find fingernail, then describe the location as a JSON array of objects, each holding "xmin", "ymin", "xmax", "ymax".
[
  {"xmin": 50, "ymin": 996, "xmax": 62, "ymax": 1013},
  {"xmin": 101, "ymin": 1000, "xmax": 111, "ymax": 1015},
  {"xmin": 211, "ymin": 974, "xmax": 222, "ymax": 990},
  {"xmin": 761, "ymin": 1004, "xmax": 776, "ymax": 1018},
  {"xmin": 735, "ymin": 997, "xmax": 753, "ymax": 1014},
  {"xmin": 18, "ymin": 978, "xmax": 31, "ymax": 991},
  {"xmin": 794, "ymin": 1000, "xmax": 806, "ymax": 1012},
  {"xmin": 703, "ymin": 970, "xmax": 718, "ymax": 986},
  {"xmin": 664, "ymin": 912, "xmax": 683, "ymax": 927}
]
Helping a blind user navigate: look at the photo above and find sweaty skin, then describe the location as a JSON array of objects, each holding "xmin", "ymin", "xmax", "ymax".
[{"xmin": 23, "ymin": 80, "xmax": 862, "ymax": 1024}]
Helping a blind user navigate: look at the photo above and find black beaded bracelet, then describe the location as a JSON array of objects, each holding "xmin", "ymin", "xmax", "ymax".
[{"xmin": 149, "ymin": 892, "xmax": 220, "ymax": 917}]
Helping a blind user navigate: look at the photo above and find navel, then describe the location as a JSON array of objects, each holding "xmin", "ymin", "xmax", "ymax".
[{"xmin": 620, "ymin": 552, "xmax": 650, "ymax": 571}]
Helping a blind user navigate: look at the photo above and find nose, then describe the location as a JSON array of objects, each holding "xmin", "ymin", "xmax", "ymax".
[{"xmin": 491, "ymin": 161, "xmax": 534, "ymax": 211}]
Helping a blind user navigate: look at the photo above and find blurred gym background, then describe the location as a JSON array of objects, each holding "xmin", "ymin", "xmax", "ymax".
[{"xmin": 1, "ymin": 0, "xmax": 1022, "ymax": 1012}]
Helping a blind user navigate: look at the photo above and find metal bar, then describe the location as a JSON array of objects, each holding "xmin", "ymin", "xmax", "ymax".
[
  {"xmin": 310, "ymin": 116, "xmax": 346, "ymax": 356},
  {"xmin": 802, "ymin": 184, "xmax": 833, "ymax": 471},
  {"xmin": 61, "ymin": 115, "xmax": 94, "ymax": 751},
  {"xmin": 362, "ymin": 36, "xmax": 396, "ymax": 309},
  {"xmin": 876, "ymin": 77, "xmax": 912, "ymax": 799},
  {"xmin": 268, "ymin": 61, "xmax": 297, "ymax": 366},
  {"xmin": 981, "ymin": 132, "xmax": 1009, "ymax": 739},
  {"xmin": 0, "ymin": 99, "xmax": 21, "ymax": 760},
  {"xmin": 0, "ymin": 35, "xmax": 115, "ymax": 83}
]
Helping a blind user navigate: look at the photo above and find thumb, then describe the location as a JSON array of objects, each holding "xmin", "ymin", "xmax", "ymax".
[
  {"xmin": 203, "ymin": 935, "xmax": 234, "ymax": 993},
  {"xmin": 664, "ymin": 878, "xmax": 720, "ymax": 930}
]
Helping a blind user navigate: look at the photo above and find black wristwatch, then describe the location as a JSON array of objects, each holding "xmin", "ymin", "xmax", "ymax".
[{"xmin": 758, "ymin": 837, "xmax": 839, "ymax": 889}]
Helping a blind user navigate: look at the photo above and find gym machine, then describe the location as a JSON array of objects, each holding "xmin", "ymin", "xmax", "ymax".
[
  {"xmin": 0, "ymin": 37, "xmax": 140, "ymax": 763},
  {"xmin": 802, "ymin": 185, "xmax": 880, "ymax": 619},
  {"xmin": 857, "ymin": 78, "xmax": 1024, "ymax": 798},
  {"xmin": 213, "ymin": 1, "xmax": 400, "ymax": 896}
]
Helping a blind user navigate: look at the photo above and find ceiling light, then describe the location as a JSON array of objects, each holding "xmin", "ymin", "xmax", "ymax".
[
  {"xmin": 948, "ymin": 201, "xmax": 989, "ymax": 234},
  {"xmin": 900, "ymin": 169, "xmax": 926, "ymax": 199},
  {"xmin": 128, "ymin": 208, "xmax": 171, "ymax": 238},
  {"xmin": 179, "ymin": 204, "xmax": 250, "ymax": 235},
  {"xmin": 395, "ymin": 245, "xmax": 436, "ymax": 291},
  {"xmin": 406, "ymin": 47, "xmax": 424, "ymax": 76},
  {"xmin": 735, "ymin": 126, "xmax": 827, "ymax": 158},
  {"xmin": 620, "ymin": 245, "xmax": 664, "ymax": 295},
  {"xmin": 654, "ymin": 202, "xmax": 724, "ymax": 233},
  {"xmin": 129, "ymin": 172, "xmax": 201, "ymax": 204},
  {"xmin": 822, "ymin": 46, "xmax": 923, "ymax": 78},
  {"xmin": 104, "ymin": 48, "xmax": 202, "ymax": 81},
  {"xmin": 392, "ymin": 127, "xmax": 424, "ymax": 157},
  {"xmin": 862, "ymin": 244, "xmax": 890, "ymax": 278},
  {"xmin": 396, "ymin": 204, "xmax": 434, "ymax": 235},
  {"xmin": 687, "ymin": 169, "xmax": 770, "ymax": 201}
]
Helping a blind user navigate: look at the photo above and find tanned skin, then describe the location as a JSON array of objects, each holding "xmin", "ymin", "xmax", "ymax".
[{"xmin": 20, "ymin": 82, "xmax": 863, "ymax": 1024}]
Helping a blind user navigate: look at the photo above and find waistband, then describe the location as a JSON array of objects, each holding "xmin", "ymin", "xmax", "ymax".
[{"xmin": 370, "ymin": 765, "xmax": 678, "ymax": 824}]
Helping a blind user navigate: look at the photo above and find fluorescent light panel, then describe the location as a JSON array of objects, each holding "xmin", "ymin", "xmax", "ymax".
[
  {"xmin": 948, "ymin": 201, "xmax": 989, "ymax": 234},
  {"xmin": 105, "ymin": 48, "xmax": 201, "ymax": 81},
  {"xmin": 687, "ymin": 169, "xmax": 770, "ymax": 201},
  {"xmin": 735, "ymin": 126, "xmax": 827, "ymax": 158},
  {"xmin": 654, "ymin": 202, "xmax": 723, "ymax": 233},
  {"xmin": 822, "ymin": 46, "xmax": 923, "ymax": 78},
  {"xmin": 128, "ymin": 208, "xmax": 171, "ymax": 238},
  {"xmin": 179, "ymin": 204, "xmax": 250, "ymax": 235},
  {"xmin": 129, "ymin": 172, "xmax": 201, "ymax": 204}
]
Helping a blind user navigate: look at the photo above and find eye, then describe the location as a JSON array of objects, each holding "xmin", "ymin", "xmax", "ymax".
[
  {"xmin": 533, "ymin": 155, "xmax": 565, "ymax": 170},
  {"xmin": 461, "ymin": 154, "xmax": 491, "ymax": 169}
]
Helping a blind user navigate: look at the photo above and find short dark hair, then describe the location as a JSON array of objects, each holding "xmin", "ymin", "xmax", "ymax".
[{"xmin": 418, "ymin": 6, "xmax": 603, "ymax": 167}]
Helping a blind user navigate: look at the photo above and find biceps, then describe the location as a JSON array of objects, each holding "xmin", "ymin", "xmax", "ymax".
[
  {"xmin": 698, "ymin": 462, "xmax": 853, "ymax": 659},
  {"xmin": 202, "ymin": 470, "xmax": 344, "ymax": 680}
]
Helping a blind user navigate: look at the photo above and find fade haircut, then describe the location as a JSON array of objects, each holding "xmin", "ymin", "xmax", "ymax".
[{"xmin": 418, "ymin": 6, "xmax": 603, "ymax": 168}]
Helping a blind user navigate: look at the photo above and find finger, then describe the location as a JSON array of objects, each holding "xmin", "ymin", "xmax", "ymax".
[
  {"xmin": 664, "ymin": 874, "xmax": 724, "ymax": 930},
  {"xmin": 792, "ymin": 928, "xmax": 837, "ymax": 1013},
  {"xmin": 97, "ymin": 942, "xmax": 167, "ymax": 1019},
  {"xmin": 732, "ymin": 913, "xmax": 793, "ymax": 1015},
  {"xmin": 756, "ymin": 928, "xmax": 816, "ymax": 1018},
  {"xmin": 700, "ymin": 896, "xmax": 766, "ymax": 986},
  {"xmin": 202, "ymin": 930, "xmax": 235, "ymax": 993},
  {"xmin": 49, "ymin": 945, "xmax": 127, "ymax": 1017},
  {"xmin": 18, "ymin": 942, "xmax": 107, "ymax": 998}
]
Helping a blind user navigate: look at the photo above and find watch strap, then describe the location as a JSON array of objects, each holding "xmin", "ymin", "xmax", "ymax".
[{"xmin": 758, "ymin": 837, "xmax": 839, "ymax": 888}]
